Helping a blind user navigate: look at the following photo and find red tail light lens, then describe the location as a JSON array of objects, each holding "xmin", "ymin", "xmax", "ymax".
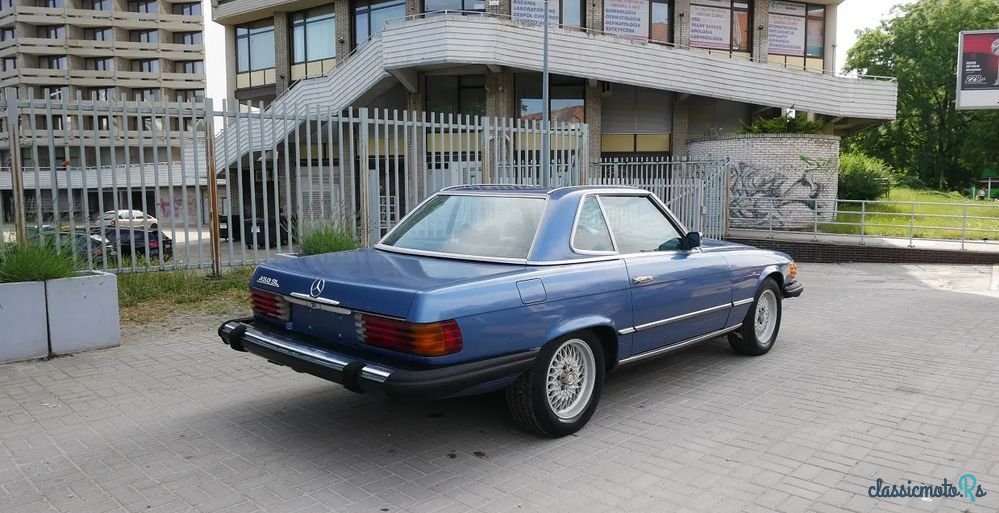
[
  {"xmin": 250, "ymin": 289, "xmax": 290, "ymax": 322},
  {"xmin": 356, "ymin": 314, "xmax": 462, "ymax": 357}
]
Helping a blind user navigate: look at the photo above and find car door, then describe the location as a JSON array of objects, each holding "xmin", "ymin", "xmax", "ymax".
[{"xmin": 598, "ymin": 194, "xmax": 733, "ymax": 355}]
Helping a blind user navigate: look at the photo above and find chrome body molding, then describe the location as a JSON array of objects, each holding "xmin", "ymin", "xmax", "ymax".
[
  {"xmin": 617, "ymin": 325, "xmax": 742, "ymax": 366},
  {"xmin": 220, "ymin": 321, "xmax": 392, "ymax": 382},
  {"xmin": 618, "ymin": 303, "xmax": 731, "ymax": 335},
  {"xmin": 286, "ymin": 294, "xmax": 353, "ymax": 315},
  {"xmin": 732, "ymin": 298, "xmax": 755, "ymax": 307}
]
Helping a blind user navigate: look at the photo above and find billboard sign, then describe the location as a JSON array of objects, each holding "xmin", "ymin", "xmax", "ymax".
[
  {"xmin": 690, "ymin": 2, "xmax": 731, "ymax": 50},
  {"xmin": 512, "ymin": 0, "xmax": 559, "ymax": 26},
  {"xmin": 956, "ymin": 30, "xmax": 999, "ymax": 110},
  {"xmin": 604, "ymin": 0, "xmax": 650, "ymax": 40}
]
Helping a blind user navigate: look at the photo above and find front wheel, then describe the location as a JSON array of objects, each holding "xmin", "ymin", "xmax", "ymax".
[
  {"xmin": 506, "ymin": 333, "xmax": 605, "ymax": 437},
  {"xmin": 729, "ymin": 278, "xmax": 782, "ymax": 356}
]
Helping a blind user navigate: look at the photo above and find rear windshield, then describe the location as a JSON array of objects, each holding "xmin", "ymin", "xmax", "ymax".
[{"xmin": 382, "ymin": 194, "xmax": 546, "ymax": 259}]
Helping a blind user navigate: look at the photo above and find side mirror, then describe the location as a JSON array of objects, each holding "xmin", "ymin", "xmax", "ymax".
[{"xmin": 683, "ymin": 231, "xmax": 702, "ymax": 250}]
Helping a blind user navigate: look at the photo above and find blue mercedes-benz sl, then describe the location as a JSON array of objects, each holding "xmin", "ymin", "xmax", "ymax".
[{"xmin": 219, "ymin": 185, "xmax": 802, "ymax": 437}]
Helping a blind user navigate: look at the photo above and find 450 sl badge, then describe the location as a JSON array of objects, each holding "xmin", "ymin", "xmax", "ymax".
[{"xmin": 255, "ymin": 276, "xmax": 280, "ymax": 287}]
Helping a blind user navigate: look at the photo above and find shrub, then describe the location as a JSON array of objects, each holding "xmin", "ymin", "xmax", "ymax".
[
  {"xmin": 298, "ymin": 218, "xmax": 359, "ymax": 256},
  {"xmin": 739, "ymin": 115, "xmax": 823, "ymax": 135},
  {"xmin": 0, "ymin": 242, "xmax": 77, "ymax": 283},
  {"xmin": 838, "ymin": 152, "xmax": 896, "ymax": 201},
  {"xmin": 895, "ymin": 174, "xmax": 927, "ymax": 190}
]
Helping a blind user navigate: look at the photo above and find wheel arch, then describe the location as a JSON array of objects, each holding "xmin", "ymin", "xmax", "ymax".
[
  {"xmin": 759, "ymin": 265, "xmax": 784, "ymax": 290},
  {"xmin": 544, "ymin": 316, "xmax": 620, "ymax": 371}
]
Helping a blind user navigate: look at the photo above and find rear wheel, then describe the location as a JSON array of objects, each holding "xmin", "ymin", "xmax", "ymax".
[
  {"xmin": 506, "ymin": 333, "xmax": 604, "ymax": 437},
  {"xmin": 729, "ymin": 278, "xmax": 782, "ymax": 356}
]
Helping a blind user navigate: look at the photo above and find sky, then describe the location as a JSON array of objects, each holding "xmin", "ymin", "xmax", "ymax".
[{"xmin": 201, "ymin": 0, "xmax": 915, "ymax": 105}]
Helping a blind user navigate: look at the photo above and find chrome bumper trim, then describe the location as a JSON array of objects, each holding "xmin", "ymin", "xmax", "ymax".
[
  {"xmin": 617, "ymin": 324, "xmax": 742, "ymax": 366},
  {"xmin": 220, "ymin": 321, "xmax": 392, "ymax": 382}
]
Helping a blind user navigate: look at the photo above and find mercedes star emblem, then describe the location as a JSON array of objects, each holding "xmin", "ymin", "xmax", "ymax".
[{"xmin": 309, "ymin": 279, "xmax": 325, "ymax": 298}]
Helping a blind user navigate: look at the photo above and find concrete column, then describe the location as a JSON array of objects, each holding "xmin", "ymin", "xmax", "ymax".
[
  {"xmin": 587, "ymin": 0, "xmax": 603, "ymax": 32},
  {"xmin": 489, "ymin": 0, "xmax": 511, "ymax": 16},
  {"xmin": 336, "ymin": 0, "xmax": 352, "ymax": 57},
  {"xmin": 584, "ymin": 81, "xmax": 602, "ymax": 168},
  {"xmin": 752, "ymin": 0, "xmax": 770, "ymax": 62},
  {"xmin": 672, "ymin": 96, "xmax": 689, "ymax": 156},
  {"xmin": 486, "ymin": 69, "xmax": 515, "ymax": 119},
  {"xmin": 224, "ymin": 24, "xmax": 237, "ymax": 108},
  {"xmin": 825, "ymin": 3, "xmax": 837, "ymax": 72},
  {"xmin": 406, "ymin": 0, "xmax": 420, "ymax": 16},
  {"xmin": 273, "ymin": 12, "xmax": 291, "ymax": 94},
  {"xmin": 674, "ymin": 0, "xmax": 690, "ymax": 48}
]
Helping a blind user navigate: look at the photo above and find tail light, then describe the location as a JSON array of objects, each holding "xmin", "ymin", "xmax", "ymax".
[
  {"xmin": 109, "ymin": 219, "xmax": 116, "ymax": 226},
  {"xmin": 250, "ymin": 289, "xmax": 290, "ymax": 322},
  {"xmin": 356, "ymin": 314, "xmax": 462, "ymax": 357},
  {"xmin": 148, "ymin": 240, "xmax": 159, "ymax": 249}
]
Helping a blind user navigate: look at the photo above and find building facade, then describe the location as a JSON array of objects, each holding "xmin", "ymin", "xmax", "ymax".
[
  {"xmin": 0, "ymin": 0, "xmax": 208, "ymax": 225},
  {"xmin": 212, "ymin": 0, "xmax": 897, "ymax": 162}
]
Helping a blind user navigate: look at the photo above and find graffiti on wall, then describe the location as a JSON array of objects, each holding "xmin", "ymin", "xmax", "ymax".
[{"xmin": 729, "ymin": 155, "xmax": 837, "ymax": 229}]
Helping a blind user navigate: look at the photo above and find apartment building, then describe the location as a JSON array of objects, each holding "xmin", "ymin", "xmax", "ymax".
[
  {"xmin": 0, "ymin": 0, "xmax": 208, "ymax": 224},
  {"xmin": 212, "ymin": 0, "xmax": 897, "ymax": 161}
]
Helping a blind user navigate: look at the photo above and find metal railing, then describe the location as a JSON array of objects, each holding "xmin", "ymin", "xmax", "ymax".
[
  {"xmin": 1, "ymin": 90, "xmax": 589, "ymax": 274},
  {"xmin": 590, "ymin": 157, "xmax": 727, "ymax": 239},
  {"xmin": 729, "ymin": 196, "xmax": 999, "ymax": 251}
]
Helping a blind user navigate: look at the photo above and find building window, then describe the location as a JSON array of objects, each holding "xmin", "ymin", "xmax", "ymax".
[
  {"xmin": 129, "ymin": 29, "xmax": 158, "ymax": 43},
  {"xmin": 83, "ymin": 0, "xmax": 111, "ymax": 10},
  {"xmin": 425, "ymin": 75, "xmax": 486, "ymax": 117},
  {"xmin": 425, "ymin": 0, "xmax": 485, "ymax": 14},
  {"xmin": 174, "ymin": 60, "xmax": 203, "ymax": 74},
  {"xmin": 235, "ymin": 20, "xmax": 275, "ymax": 72},
  {"xmin": 131, "ymin": 59, "xmax": 159, "ymax": 72},
  {"xmin": 175, "ymin": 89, "xmax": 205, "ymax": 102},
  {"xmin": 127, "ymin": 0, "xmax": 156, "ymax": 13},
  {"xmin": 2, "ymin": 57, "xmax": 15, "ymax": 71},
  {"xmin": 767, "ymin": 1, "xmax": 825, "ymax": 70},
  {"xmin": 511, "ymin": 0, "xmax": 583, "ymax": 28},
  {"xmin": 650, "ymin": 0, "xmax": 672, "ymax": 43},
  {"xmin": 36, "ymin": 0, "xmax": 64, "ymax": 7},
  {"xmin": 172, "ymin": 2, "xmax": 201, "ymax": 15},
  {"xmin": 0, "ymin": 0, "xmax": 12, "ymax": 9},
  {"xmin": 515, "ymin": 73, "xmax": 585, "ymax": 122},
  {"xmin": 689, "ymin": 0, "xmax": 751, "ymax": 53},
  {"xmin": 1, "ymin": 28, "xmax": 13, "ymax": 41},
  {"xmin": 353, "ymin": 0, "xmax": 405, "ymax": 46},
  {"xmin": 41, "ymin": 55, "xmax": 67, "ymax": 69},
  {"xmin": 86, "ymin": 87, "xmax": 116, "ymax": 100},
  {"xmin": 43, "ymin": 86, "xmax": 68, "ymax": 100},
  {"xmin": 37, "ymin": 25, "xmax": 66, "ymax": 39},
  {"xmin": 85, "ymin": 57, "xmax": 114, "ymax": 71},
  {"xmin": 173, "ymin": 31, "xmax": 202, "ymax": 44},
  {"xmin": 84, "ymin": 27, "xmax": 113, "ymax": 40},
  {"xmin": 292, "ymin": 6, "xmax": 336, "ymax": 63},
  {"xmin": 135, "ymin": 88, "xmax": 160, "ymax": 101}
]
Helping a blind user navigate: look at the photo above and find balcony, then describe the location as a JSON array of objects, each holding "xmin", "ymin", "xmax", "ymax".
[{"xmin": 380, "ymin": 15, "xmax": 897, "ymax": 121}]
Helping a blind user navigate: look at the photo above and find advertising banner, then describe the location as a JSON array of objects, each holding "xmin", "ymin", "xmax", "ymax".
[
  {"xmin": 770, "ymin": 0, "xmax": 806, "ymax": 16},
  {"xmin": 512, "ymin": 0, "xmax": 559, "ymax": 25},
  {"xmin": 604, "ymin": 0, "xmax": 650, "ymax": 40},
  {"xmin": 768, "ymin": 13, "xmax": 806, "ymax": 56},
  {"xmin": 690, "ymin": 3, "xmax": 730, "ymax": 50},
  {"xmin": 956, "ymin": 30, "xmax": 999, "ymax": 110}
]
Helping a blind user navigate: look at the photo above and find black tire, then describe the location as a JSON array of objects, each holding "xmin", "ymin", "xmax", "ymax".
[
  {"xmin": 729, "ymin": 278, "xmax": 782, "ymax": 356},
  {"xmin": 506, "ymin": 332, "xmax": 605, "ymax": 437}
]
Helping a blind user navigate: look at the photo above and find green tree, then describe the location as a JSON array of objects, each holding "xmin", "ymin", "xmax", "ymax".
[{"xmin": 844, "ymin": 0, "xmax": 999, "ymax": 190}]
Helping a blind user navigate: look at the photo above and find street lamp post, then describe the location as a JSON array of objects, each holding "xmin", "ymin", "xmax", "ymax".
[{"xmin": 541, "ymin": 0, "xmax": 550, "ymax": 187}]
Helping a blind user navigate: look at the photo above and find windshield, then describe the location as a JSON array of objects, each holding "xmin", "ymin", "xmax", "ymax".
[{"xmin": 382, "ymin": 194, "xmax": 546, "ymax": 259}]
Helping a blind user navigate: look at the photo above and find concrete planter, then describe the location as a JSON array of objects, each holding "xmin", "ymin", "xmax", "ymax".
[
  {"xmin": 0, "ymin": 282, "xmax": 49, "ymax": 363},
  {"xmin": 46, "ymin": 271, "xmax": 120, "ymax": 355}
]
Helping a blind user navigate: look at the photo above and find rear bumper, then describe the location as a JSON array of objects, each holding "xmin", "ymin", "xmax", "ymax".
[
  {"xmin": 218, "ymin": 318, "xmax": 537, "ymax": 399},
  {"xmin": 783, "ymin": 280, "xmax": 804, "ymax": 298}
]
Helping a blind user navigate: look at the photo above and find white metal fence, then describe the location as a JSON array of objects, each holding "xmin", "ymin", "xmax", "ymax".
[
  {"xmin": 589, "ymin": 158, "xmax": 728, "ymax": 239},
  {"xmin": 1, "ymin": 91, "xmax": 591, "ymax": 273},
  {"xmin": 730, "ymin": 196, "xmax": 999, "ymax": 251}
]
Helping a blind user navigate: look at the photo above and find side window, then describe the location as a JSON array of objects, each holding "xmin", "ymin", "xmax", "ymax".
[
  {"xmin": 599, "ymin": 195, "xmax": 683, "ymax": 253},
  {"xmin": 572, "ymin": 196, "xmax": 614, "ymax": 253}
]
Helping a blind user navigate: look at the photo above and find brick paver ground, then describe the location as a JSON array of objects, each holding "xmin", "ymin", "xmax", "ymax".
[{"xmin": 1, "ymin": 263, "xmax": 997, "ymax": 513}]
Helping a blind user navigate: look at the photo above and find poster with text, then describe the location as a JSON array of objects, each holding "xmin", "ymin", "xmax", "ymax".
[
  {"xmin": 957, "ymin": 31, "xmax": 999, "ymax": 110},
  {"xmin": 768, "ymin": 13, "xmax": 805, "ymax": 56},
  {"xmin": 512, "ymin": 0, "xmax": 559, "ymax": 26},
  {"xmin": 604, "ymin": 0, "xmax": 650, "ymax": 40},
  {"xmin": 690, "ymin": 3, "xmax": 731, "ymax": 50}
]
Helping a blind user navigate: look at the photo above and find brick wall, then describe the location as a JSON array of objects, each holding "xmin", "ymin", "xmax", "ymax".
[
  {"xmin": 688, "ymin": 133, "xmax": 840, "ymax": 230},
  {"xmin": 727, "ymin": 238, "xmax": 999, "ymax": 265}
]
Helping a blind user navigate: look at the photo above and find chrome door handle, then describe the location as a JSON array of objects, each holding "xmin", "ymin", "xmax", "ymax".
[{"xmin": 632, "ymin": 276, "xmax": 654, "ymax": 285}]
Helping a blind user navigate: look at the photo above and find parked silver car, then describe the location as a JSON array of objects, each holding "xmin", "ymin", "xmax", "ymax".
[{"xmin": 95, "ymin": 210, "xmax": 159, "ymax": 230}]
